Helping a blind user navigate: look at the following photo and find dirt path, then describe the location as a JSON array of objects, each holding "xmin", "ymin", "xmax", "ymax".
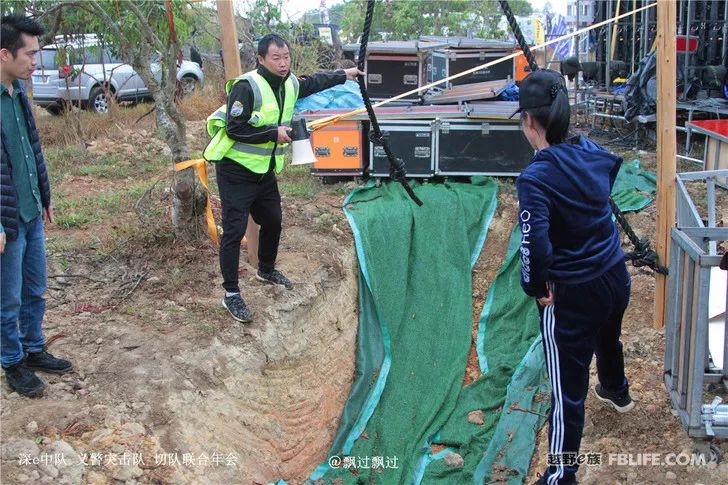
[{"xmin": 2, "ymin": 224, "xmax": 359, "ymax": 485}]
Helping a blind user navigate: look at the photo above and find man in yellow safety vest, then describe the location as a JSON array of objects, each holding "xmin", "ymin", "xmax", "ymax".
[{"xmin": 204, "ymin": 33, "xmax": 362, "ymax": 322}]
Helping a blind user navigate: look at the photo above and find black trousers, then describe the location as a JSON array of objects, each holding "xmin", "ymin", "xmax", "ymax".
[
  {"xmin": 215, "ymin": 161, "xmax": 282, "ymax": 293},
  {"xmin": 539, "ymin": 260, "xmax": 631, "ymax": 484}
]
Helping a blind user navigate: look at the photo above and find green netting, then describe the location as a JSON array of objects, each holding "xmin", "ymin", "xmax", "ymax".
[
  {"xmin": 309, "ymin": 178, "xmax": 499, "ymax": 484},
  {"xmin": 419, "ymin": 224, "xmax": 548, "ymax": 484},
  {"xmin": 611, "ymin": 159, "xmax": 657, "ymax": 213},
  {"xmin": 473, "ymin": 337, "xmax": 549, "ymax": 484},
  {"xmin": 272, "ymin": 161, "xmax": 655, "ymax": 485}
]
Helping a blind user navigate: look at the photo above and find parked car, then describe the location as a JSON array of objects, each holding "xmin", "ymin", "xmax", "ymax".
[{"xmin": 32, "ymin": 35, "xmax": 204, "ymax": 114}]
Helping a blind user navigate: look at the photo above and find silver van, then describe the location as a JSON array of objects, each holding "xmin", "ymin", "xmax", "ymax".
[{"xmin": 32, "ymin": 35, "xmax": 204, "ymax": 114}]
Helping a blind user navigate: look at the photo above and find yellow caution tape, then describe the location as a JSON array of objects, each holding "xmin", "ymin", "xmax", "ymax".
[{"xmin": 174, "ymin": 159, "xmax": 219, "ymax": 245}]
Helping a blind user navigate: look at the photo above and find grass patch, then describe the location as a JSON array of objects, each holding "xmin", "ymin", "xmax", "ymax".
[
  {"xmin": 53, "ymin": 181, "xmax": 155, "ymax": 229},
  {"xmin": 94, "ymin": 205, "xmax": 177, "ymax": 261},
  {"xmin": 77, "ymin": 164, "xmax": 131, "ymax": 178},
  {"xmin": 178, "ymin": 81, "xmax": 226, "ymax": 122},
  {"xmin": 313, "ymin": 212, "xmax": 338, "ymax": 232},
  {"xmin": 54, "ymin": 192, "xmax": 122, "ymax": 229},
  {"xmin": 75, "ymin": 152, "xmax": 130, "ymax": 178},
  {"xmin": 76, "ymin": 153, "xmax": 164, "ymax": 179},
  {"xmin": 307, "ymin": 175, "xmax": 358, "ymax": 198},
  {"xmin": 44, "ymin": 145, "xmax": 89, "ymax": 183},
  {"xmin": 278, "ymin": 162, "xmax": 320, "ymax": 198},
  {"xmin": 55, "ymin": 212, "xmax": 93, "ymax": 229},
  {"xmin": 35, "ymin": 103, "xmax": 154, "ymax": 147},
  {"xmin": 45, "ymin": 145, "xmax": 169, "ymax": 183}
]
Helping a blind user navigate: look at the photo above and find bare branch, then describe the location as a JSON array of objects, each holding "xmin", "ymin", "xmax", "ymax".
[
  {"xmin": 87, "ymin": 0, "xmax": 124, "ymax": 40},
  {"xmin": 135, "ymin": 107, "xmax": 156, "ymax": 124},
  {"xmin": 39, "ymin": 7, "xmax": 63, "ymax": 43},
  {"xmin": 31, "ymin": 2, "xmax": 70, "ymax": 20},
  {"xmin": 113, "ymin": 271, "xmax": 149, "ymax": 308},
  {"xmin": 125, "ymin": 1, "xmax": 165, "ymax": 52},
  {"xmin": 33, "ymin": 2, "xmax": 98, "ymax": 44}
]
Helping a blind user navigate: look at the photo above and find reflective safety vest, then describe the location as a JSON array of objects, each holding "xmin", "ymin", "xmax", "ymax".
[{"xmin": 203, "ymin": 70, "xmax": 299, "ymax": 174}]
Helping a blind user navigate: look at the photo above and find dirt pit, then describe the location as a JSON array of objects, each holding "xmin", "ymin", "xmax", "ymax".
[{"xmin": 1, "ymin": 191, "xmax": 360, "ymax": 484}]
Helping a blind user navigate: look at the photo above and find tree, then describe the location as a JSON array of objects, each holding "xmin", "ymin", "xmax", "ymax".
[
  {"xmin": 327, "ymin": 2, "xmax": 347, "ymax": 27},
  {"xmin": 4, "ymin": 0, "xmax": 208, "ymax": 241},
  {"xmin": 510, "ymin": 0, "xmax": 534, "ymax": 16},
  {"xmin": 238, "ymin": 0, "xmax": 286, "ymax": 39},
  {"xmin": 474, "ymin": 0, "xmax": 533, "ymax": 40},
  {"xmin": 336, "ymin": 0, "xmax": 532, "ymax": 42},
  {"xmin": 90, "ymin": 1, "xmax": 208, "ymax": 241}
]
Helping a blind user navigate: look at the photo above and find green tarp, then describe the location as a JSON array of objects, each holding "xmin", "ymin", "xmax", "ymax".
[
  {"xmin": 611, "ymin": 159, "xmax": 657, "ymax": 213},
  {"xmin": 421, "ymin": 224, "xmax": 548, "ymax": 484},
  {"xmin": 288, "ymin": 160, "xmax": 655, "ymax": 485},
  {"xmin": 307, "ymin": 179, "xmax": 547, "ymax": 484},
  {"xmin": 310, "ymin": 178, "xmax": 499, "ymax": 483}
]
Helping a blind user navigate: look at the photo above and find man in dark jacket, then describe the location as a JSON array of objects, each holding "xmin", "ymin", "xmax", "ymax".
[
  {"xmin": 205, "ymin": 34, "xmax": 362, "ymax": 322},
  {"xmin": 1, "ymin": 14, "xmax": 73, "ymax": 397}
]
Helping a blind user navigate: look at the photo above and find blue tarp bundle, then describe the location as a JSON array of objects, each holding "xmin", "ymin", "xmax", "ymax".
[
  {"xmin": 294, "ymin": 80, "xmax": 365, "ymax": 113},
  {"xmin": 498, "ymin": 82, "xmax": 519, "ymax": 101}
]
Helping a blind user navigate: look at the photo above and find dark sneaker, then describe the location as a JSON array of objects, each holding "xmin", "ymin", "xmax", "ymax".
[
  {"xmin": 256, "ymin": 269, "xmax": 293, "ymax": 290},
  {"xmin": 222, "ymin": 294, "xmax": 253, "ymax": 323},
  {"xmin": 593, "ymin": 383, "xmax": 635, "ymax": 413},
  {"xmin": 3, "ymin": 363, "xmax": 45, "ymax": 397},
  {"xmin": 24, "ymin": 350, "xmax": 73, "ymax": 375}
]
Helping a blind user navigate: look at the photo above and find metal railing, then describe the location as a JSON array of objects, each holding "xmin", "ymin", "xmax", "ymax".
[{"xmin": 665, "ymin": 169, "xmax": 728, "ymax": 438}]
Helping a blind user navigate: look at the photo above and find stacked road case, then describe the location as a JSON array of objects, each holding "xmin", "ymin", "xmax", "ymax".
[
  {"xmin": 308, "ymin": 121, "xmax": 364, "ymax": 177},
  {"xmin": 422, "ymin": 37, "xmax": 516, "ymax": 88},
  {"xmin": 300, "ymin": 103, "xmax": 533, "ymax": 179},
  {"xmin": 306, "ymin": 36, "xmax": 531, "ymax": 180},
  {"xmin": 343, "ymin": 40, "xmax": 446, "ymax": 102}
]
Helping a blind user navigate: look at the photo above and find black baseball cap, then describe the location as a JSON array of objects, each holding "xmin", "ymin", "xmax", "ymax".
[{"xmin": 511, "ymin": 69, "xmax": 568, "ymax": 118}]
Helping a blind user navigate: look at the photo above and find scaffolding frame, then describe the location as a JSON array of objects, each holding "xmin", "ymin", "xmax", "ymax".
[{"xmin": 664, "ymin": 170, "xmax": 728, "ymax": 438}]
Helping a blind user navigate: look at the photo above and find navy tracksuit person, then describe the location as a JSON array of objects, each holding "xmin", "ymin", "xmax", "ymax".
[{"xmin": 514, "ymin": 70, "xmax": 634, "ymax": 485}]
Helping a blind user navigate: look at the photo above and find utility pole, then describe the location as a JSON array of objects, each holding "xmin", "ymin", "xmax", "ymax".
[
  {"xmin": 217, "ymin": 0, "xmax": 260, "ymax": 266},
  {"xmin": 218, "ymin": 0, "xmax": 241, "ymax": 76},
  {"xmin": 655, "ymin": 0, "xmax": 676, "ymax": 329},
  {"xmin": 606, "ymin": 0, "xmax": 612, "ymax": 88}
]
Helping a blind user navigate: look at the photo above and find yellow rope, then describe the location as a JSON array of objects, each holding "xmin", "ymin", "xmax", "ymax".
[{"xmin": 308, "ymin": 2, "xmax": 657, "ymax": 131}]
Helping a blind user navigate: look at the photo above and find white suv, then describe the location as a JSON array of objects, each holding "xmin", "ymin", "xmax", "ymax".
[{"xmin": 32, "ymin": 35, "xmax": 204, "ymax": 114}]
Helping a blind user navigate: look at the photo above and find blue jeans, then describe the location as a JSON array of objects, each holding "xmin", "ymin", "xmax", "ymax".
[{"xmin": 1, "ymin": 217, "xmax": 47, "ymax": 368}]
